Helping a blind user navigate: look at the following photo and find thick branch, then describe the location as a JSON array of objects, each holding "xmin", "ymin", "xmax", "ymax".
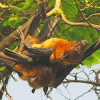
[
  {"xmin": 37, "ymin": 17, "xmax": 60, "ymax": 41},
  {"xmin": 0, "ymin": 3, "xmax": 9, "ymax": 8},
  {"xmin": 0, "ymin": 30, "xmax": 20, "ymax": 51},
  {"xmin": 55, "ymin": 0, "xmax": 61, "ymax": 8},
  {"xmin": 46, "ymin": 0, "xmax": 61, "ymax": 17},
  {"xmin": 82, "ymin": 37, "xmax": 100, "ymax": 61},
  {"xmin": 54, "ymin": 37, "xmax": 100, "ymax": 87}
]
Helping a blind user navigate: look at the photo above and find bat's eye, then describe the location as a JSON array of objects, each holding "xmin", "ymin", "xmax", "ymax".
[
  {"xmin": 74, "ymin": 48, "xmax": 80, "ymax": 55},
  {"xmin": 62, "ymin": 53, "xmax": 69, "ymax": 59}
]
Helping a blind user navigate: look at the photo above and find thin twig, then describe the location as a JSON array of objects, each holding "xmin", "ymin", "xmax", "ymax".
[
  {"xmin": 56, "ymin": 88, "xmax": 70, "ymax": 100},
  {"xmin": 46, "ymin": 88, "xmax": 53, "ymax": 100},
  {"xmin": 61, "ymin": 12, "xmax": 100, "ymax": 30},
  {"xmin": 0, "ymin": 88, "xmax": 12, "ymax": 100},
  {"xmin": 74, "ymin": 0, "xmax": 93, "ymax": 28},
  {"xmin": 0, "ymin": 72, "xmax": 13, "ymax": 100},
  {"xmin": 74, "ymin": 87, "xmax": 93, "ymax": 100},
  {"xmin": 0, "ymin": 0, "xmax": 25, "ymax": 19},
  {"xmin": 81, "ymin": 0, "xmax": 97, "ymax": 11},
  {"xmin": 87, "ymin": 13, "xmax": 100, "ymax": 20},
  {"xmin": 63, "ymin": 79, "xmax": 100, "ymax": 86},
  {"xmin": 0, "ymin": 2, "xmax": 30, "ymax": 15}
]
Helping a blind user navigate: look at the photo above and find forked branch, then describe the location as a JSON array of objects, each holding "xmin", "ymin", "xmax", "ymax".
[{"xmin": 46, "ymin": 0, "xmax": 100, "ymax": 31}]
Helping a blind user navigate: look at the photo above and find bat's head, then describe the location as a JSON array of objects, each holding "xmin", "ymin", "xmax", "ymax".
[{"xmin": 50, "ymin": 39, "xmax": 88, "ymax": 66}]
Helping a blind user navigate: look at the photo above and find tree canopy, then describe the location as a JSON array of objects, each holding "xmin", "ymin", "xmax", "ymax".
[{"xmin": 0, "ymin": 0, "xmax": 100, "ymax": 99}]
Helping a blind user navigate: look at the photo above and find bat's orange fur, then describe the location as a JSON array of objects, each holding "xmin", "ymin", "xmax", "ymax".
[
  {"xmin": 26, "ymin": 34, "xmax": 40, "ymax": 43},
  {"xmin": 14, "ymin": 63, "xmax": 54, "ymax": 89},
  {"xmin": 28, "ymin": 35, "xmax": 87, "ymax": 65},
  {"xmin": 13, "ymin": 35, "xmax": 87, "ymax": 90}
]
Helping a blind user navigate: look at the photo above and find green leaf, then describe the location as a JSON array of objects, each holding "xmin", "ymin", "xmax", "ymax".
[
  {"xmin": 3, "ymin": 17, "xmax": 27, "ymax": 28},
  {"xmin": 16, "ymin": 0, "xmax": 36, "ymax": 12},
  {"xmin": 61, "ymin": 0, "xmax": 78, "ymax": 19},
  {"xmin": 82, "ymin": 50, "xmax": 100, "ymax": 68},
  {"xmin": 9, "ymin": 41, "xmax": 19, "ymax": 50},
  {"xmin": 0, "ymin": 67, "xmax": 5, "ymax": 71}
]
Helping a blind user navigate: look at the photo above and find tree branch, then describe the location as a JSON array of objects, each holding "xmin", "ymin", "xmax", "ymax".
[
  {"xmin": 46, "ymin": 0, "xmax": 100, "ymax": 31},
  {"xmin": 86, "ymin": 13, "xmax": 100, "ymax": 20},
  {"xmin": 82, "ymin": 37, "xmax": 100, "ymax": 61},
  {"xmin": 75, "ymin": 87, "xmax": 93, "ymax": 100},
  {"xmin": 61, "ymin": 12, "xmax": 100, "ymax": 30},
  {"xmin": 0, "ymin": 3, "xmax": 30, "ymax": 15},
  {"xmin": 63, "ymin": 79, "xmax": 100, "ymax": 86},
  {"xmin": 46, "ymin": 0, "xmax": 61, "ymax": 17},
  {"xmin": 0, "ymin": 0, "xmax": 25, "ymax": 19}
]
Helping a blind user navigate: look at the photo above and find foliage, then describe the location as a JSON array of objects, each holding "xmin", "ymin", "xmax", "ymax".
[{"xmin": 0, "ymin": 0, "xmax": 100, "ymax": 68}]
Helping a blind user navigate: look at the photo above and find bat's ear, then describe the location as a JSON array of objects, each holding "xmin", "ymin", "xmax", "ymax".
[{"xmin": 79, "ymin": 40, "xmax": 88, "ymax": 49}]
